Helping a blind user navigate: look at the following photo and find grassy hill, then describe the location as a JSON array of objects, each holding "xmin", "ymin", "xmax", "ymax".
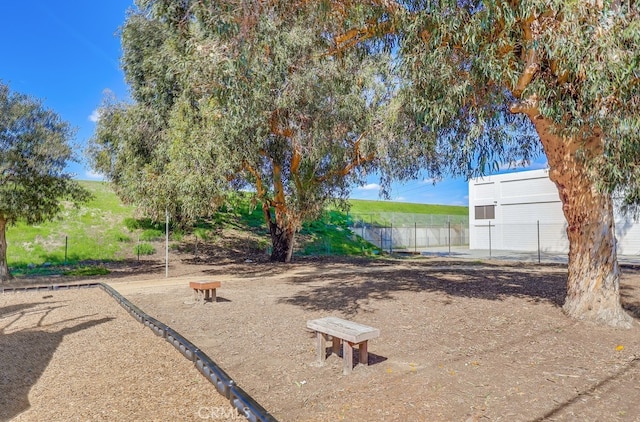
[
  {"xmin": 348, "ymin": 199, "xmax": 467, "ymax": 216},
  {"xmin": 5, "ymin": 182, "xmax": 467, "ymax": 276},
  {"xmin": 7, "ymin": 181, "xmax": 135, "ymax": 270}
]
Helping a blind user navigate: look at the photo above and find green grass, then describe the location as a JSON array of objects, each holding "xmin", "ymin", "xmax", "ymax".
[
  {"xmin": 6, "ymin": 181, "xmax": 136, "ymax": 268},
  {"xmin": 5, "ymin": 181, "xmax": 468, "ymax": 274},
  {"xmin": 135, "ymin": 242, "xmax": 156, "ymax": 256},
  {"xmin": 299, "ymin": 211, "xmax": 382, "ymax": 256},
  {"xmin": 347, "ymin": 199, "xmax": 468, "ymax": 226},
  {"xmin": 140, "ymin": 229, "xmax": 164, "ymax": 241},
  {"xmin": 348, "ymin": 199, "xmax": 468, "ymax": 216}
]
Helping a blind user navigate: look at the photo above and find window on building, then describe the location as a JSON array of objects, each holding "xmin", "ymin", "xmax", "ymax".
[{"xmin": 475, "ymin": 205, "xmax": 495, "ymax": 220}]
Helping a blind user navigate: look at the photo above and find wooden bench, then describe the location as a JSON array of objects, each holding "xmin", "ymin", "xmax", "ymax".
[
  {"xmin": 307, "ymin": 316, "xmax": 380, "ymax": 375},
  {"xmin": 189, "ymin": 281, "xmax": 221, "ymax": 303}
]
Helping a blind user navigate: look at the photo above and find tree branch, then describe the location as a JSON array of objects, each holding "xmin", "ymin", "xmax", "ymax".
[
  {"xmin": 512, "ymin": 15, "xmax": 539, "ymax": 98},
  {"xmin": 316, "ymin": 132, "xmax": 374, "ymax": 182}
]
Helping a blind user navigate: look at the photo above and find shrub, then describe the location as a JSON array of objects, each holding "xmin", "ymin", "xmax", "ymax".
[
  {"xmin": 170, "ymin": 230, "xmax": 184, "ymax": 242},
  {"xmin": 193, "ymin": 227, "xmax": 211, "ymax": 241},
  {"xmin": 135, "ymin": 242, "xmax": 156, "ymax": 255},
  {"xmin": 123, "ymin": 217, "xmax": 141, "ymax": 231},
  {"xmin": 115, "ymin": 233, "xmax": 131, "ymax": 242},
  {"xmin": 140, "ymin": 229, "xmax": 163, "ymax": 241}
]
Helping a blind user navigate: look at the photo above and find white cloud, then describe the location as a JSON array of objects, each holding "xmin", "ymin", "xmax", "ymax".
[
  {"xmin": 526, "ymin": 161, "xmax": 549, "ymax": 170},
  {"xmin": 357, "ymin": 183, "xmax": 380, "ymax": 191},
  {"xmin": 422, "ymin": 177, "xmax": 436, "ymax": 185},
  {"xmin": 88, "ymin": 109, "xmax": 101, "ymax": 123},
  {"xmin": 85, "ymin": 170, "xmax": 104, "ymax": 180},
  {"xmin": 499, "ymin": 159, "xmax": 526, "ymax": 170}
]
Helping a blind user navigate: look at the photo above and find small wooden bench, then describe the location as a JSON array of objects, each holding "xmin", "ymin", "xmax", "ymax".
[
  {"xmin": 189, "ymin": 281, "xmax": 221, "ymax": 303},
  {"xmin": 307, "ymin": 316, "xmax": 380, "ymax": 375}
]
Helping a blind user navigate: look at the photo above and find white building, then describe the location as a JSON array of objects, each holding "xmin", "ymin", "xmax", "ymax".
[{"xmin": 468, "ymin": 169, "xmax": 640, "ymax": 254}]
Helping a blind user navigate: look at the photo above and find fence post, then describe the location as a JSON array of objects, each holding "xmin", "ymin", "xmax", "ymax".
[
  {"xmin": 390, "ymin": 223, "xmax": 393, "ymax": 254},
  {"xmin": 537, "ymin": 220, "xmax": 541, "ymax": 264},
  {"xmin": 448, "ymin": 220, "xmax": 451, "ymax": 256},
  {"xmin": 64, "ymin": 236, "xmax": 68, "ymax": 265},
  {"xmin": 415, "ymin": 222, "xmax": 417, "ymax": 254}
]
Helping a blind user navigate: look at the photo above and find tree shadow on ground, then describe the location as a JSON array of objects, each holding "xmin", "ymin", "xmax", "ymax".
[
  {"xmin": 279, "ymin": 266, "xmax": 570, "ymax": 316},
  {"xmin": 621, "ymin": 279, "xmax": 640, "ymax": 319},
  {"xmin": 0, "ymin": 314, "xmax": 114, "ymax": 420}
]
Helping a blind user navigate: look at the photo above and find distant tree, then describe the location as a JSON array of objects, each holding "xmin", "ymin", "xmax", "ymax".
[
  {"xmin": 391, "ymin": 1, "xmax": 640, "ymax": 327},
  {"xmin": 0, "ymin": 82, "xmax": 91, "ymax": 282},
  {"xmin": 89, "ymin": 0, "xmax": 393, "ymax": 262}
]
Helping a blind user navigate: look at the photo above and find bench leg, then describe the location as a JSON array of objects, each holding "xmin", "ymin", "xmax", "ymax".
[
  {"xmin": 316, "ymin": 332, "xmax": 327, "ymax": 364},
  {"xmin": 359, "ymin": 341, "xmax": 368, "ymax": 365},
  {"xmin": 203, "ymin": 288, "xmax": 217, "ymax": 302},
  {"xmin": 193, "ymin": 289, "xmax": 202, "ymax": 303},
  {"xmin": 343, "ymin": 341, "xmax": 354, "ymax": 375},
  {"xmin": 332, "ymin": 336, "xmax": 341, "ymax": 356}
]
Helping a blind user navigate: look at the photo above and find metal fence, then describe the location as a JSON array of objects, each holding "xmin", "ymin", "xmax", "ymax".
[
  {"xmin": 470, "ymin": 220, "xmax": 640, "ymax": 257},
  {"xmin": 470, "ymin": 222, "xmax": 568, "ymax": 255},
  {"xmin": 349, "ymin": 213, "xmax": 469, "ymax": 253}
]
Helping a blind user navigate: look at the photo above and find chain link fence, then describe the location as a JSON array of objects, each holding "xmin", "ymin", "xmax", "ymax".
[
  {"xmin": 470, "ymin": 220, "xmax": 640, "ymax": 257},
  {"xmin": 348, "ymin": 213, "xmax": 469, "ymax": 253}
]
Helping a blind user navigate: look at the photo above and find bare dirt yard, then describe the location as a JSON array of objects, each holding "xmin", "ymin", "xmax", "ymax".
[{"xmin": 2, "ymin": 252, "xmax": 640, "ymax": 421}]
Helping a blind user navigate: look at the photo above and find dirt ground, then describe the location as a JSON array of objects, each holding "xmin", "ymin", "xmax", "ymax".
[{"xmin": 2, "ymin": 252, "xmax": 640, "ymax": 421}]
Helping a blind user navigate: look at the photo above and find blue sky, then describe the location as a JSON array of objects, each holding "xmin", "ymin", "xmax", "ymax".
[{"xmin": 1, "ymin": 1, "xmax": 547, "ymax": 207}]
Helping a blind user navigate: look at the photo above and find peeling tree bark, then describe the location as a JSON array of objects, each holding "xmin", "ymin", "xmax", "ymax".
[
  {"xmin": 262, "ymin": 202, "xmax": 295, "ymax": 263},
  {"xmin": 527, "ymin": 114, "xmax": 633, "ymax": 328},
  {"xmin": 0, "ymin": 217, "xmax": 12, "ymax": 283}
]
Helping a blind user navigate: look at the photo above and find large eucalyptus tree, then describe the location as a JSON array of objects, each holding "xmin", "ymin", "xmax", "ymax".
[
  {"xmin": 89, "ymin": 0, "xmax": 393, "ymax": 262},
  {"xmin": 391, "ymin": 1, "xmax": 640, "ymax": 327},
  {"xmin": 0, "ymin": 82, "xmax": 90, "ymax": 282}
]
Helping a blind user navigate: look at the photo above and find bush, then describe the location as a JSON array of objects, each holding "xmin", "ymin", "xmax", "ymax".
[
  {"xmin": 140, "ymin": 229, "xmax": 163, "ymax": 241},
  {"xmin": 193, "ymin": 227, "xmax": 211, "ymax": 241},
  {"xmin": 115, "ymin": 233, "xmax": 131, "ymax": 242},
  {"xmin": 135, "ymin": 242, "xmax": 156, "ymax": 255},
  {"xmin": 170, "ymin": 230, "xmax": 184, "ymax": 242},
  {"xmin": 123, "ymin": 217, "xmax": 141, "ymax": 231}
]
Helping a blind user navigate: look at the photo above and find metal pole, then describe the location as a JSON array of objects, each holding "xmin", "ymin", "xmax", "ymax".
[
  {"xmin": 537, "ymin": 220, "xmax": 541, "ymax": 264},
  {"xmin": 165, "ymin": 208, "xmax": 169, "ymax": 278},
  {"xmin": 414, "ymin": 222, "xmax": 417, "ymax": 254},
  {"xmin": 64, "ymin": 236, "xmax": 68, "ymax": 265},
  {"xmin": 390, "ymin": 223, "xmax": 393, "ymax": 254},
  {"xmin": 448, "ymin": 220, "xmax": 451, "ymax": 256}
]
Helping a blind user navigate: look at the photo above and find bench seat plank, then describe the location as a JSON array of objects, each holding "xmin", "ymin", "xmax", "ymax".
[
  {"xmin": 307, "ymin": 317, "xmax": 380, "ymax": 344},
  {"xmin": 189, "ymin": 281, "xmax": 221, "ymax": 290},
  {"xmin": 307, "ymin": 316, "xmax": 379, "ymax": 375}
]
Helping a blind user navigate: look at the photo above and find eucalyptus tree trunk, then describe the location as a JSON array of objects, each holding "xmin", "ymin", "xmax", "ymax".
[
  {"xmin": 0, "ymin": 217, "xmax": 12, "ymax": 282},
  {"xmin": 262, "ymin": 203, "xmax": 296, "ymax": 263},
  {"xmin": 270, "ymin": 224, "xmax": 295, "ymax": 263},
  {"xmin": 530, "ymin": 116, "xmax": 633, "ymax": 328}
]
